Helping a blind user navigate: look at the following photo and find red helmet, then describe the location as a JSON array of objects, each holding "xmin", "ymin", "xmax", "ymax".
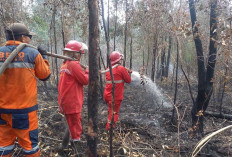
[
  {"xmin": 63, "ymin": 40, "xmax": 86, "ymax": 54},
  {"xmin": 110, "ymin": 51, "xmax": 123, "ymax": 65}
]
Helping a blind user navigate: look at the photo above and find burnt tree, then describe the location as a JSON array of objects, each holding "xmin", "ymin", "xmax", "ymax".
[
  {"xmin": 156, "ymin": 54, "xmax": 161, "ymax": 79},
  {"xmin": 129, "ymin": 37, "xmax": 132, "ymax": 69},
  {"xmin": 113, "ymin": 0, "xmax": 118, "ymax": 50},
  {"xmin": 171, "ymin": 40, "xmax": 179, "ymax": 123},
  {"xmin": 160, "ymin": 37, "xmax": 166, "ymax": 81},
  {"xmin": 52, "ymin": 2, "xmax": 59, "ymax": 86},
  {"xmin": 123, "ymin": 0, "xmax": 128, "ymax": 66},
  {"xmin": 188, "ymin": 0, "xmax": 218, "ymax": 134},
  {"xmin": 100, "ymin": 0, "xmax": 116, "ymax": 156},
  {"xmin": 61, "ymin": 1, "xmax": 65, "ymax": 48},
  {"xmin": 143, "ymin": 50, "xmax": 145, "ymax": 67},
  {"xmin": 146, "ymin": 45, "xmax": 150, "ymax": 75},
  {"xmin": 151, "ymin": 34, "xmax": 158, "ymax": 81},
  {"xmin": 100, "ymin": 0, "xmax": 110, "ymax": 67},
  {"xmin": 87, "ymin": 0, "xmax": 100, "ymax": 156},
  {"xmin": 164, "ymin": 36, "xmax": 172, "ymax": 77}
]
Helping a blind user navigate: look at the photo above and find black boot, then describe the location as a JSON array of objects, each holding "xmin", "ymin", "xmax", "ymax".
[
  {"xmin": 71, "ymin": 140, "xmax": 86, "ymax": 156},
  {"xmin": 61, "ymin": 128, "xmax": 70, "ymax": 149},
  {"xmin": 57, "ymin": 128, "xmax": 70, "ymax": 157}
]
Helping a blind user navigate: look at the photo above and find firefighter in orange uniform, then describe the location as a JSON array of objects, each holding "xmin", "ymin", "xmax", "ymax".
[
  {"xmin": 58, "ymin": 40, "xmax": 89, "ymax": 149},
  {"xmin": 0, "ymin": 23, "xmax": 51, "ymax": 157},
  {"xmin": 104, "ymin": 51, "xmax": 132, "ymax": 130}
]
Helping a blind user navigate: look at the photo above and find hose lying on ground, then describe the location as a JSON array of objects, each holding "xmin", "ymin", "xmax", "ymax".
[{"xmin": 191, "ymin": 125, "xmax": 232, "ymax": 157}]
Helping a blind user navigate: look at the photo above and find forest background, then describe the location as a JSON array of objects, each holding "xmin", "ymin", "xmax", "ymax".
[{"xmin": 0, "ymin": 0, "xmax": 232, "ymax": 156}]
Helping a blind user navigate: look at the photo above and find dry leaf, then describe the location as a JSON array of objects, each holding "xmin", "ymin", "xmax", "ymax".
[{"xmin": 196, "ymin": 110, "xmax": 204, "ymax": 117}]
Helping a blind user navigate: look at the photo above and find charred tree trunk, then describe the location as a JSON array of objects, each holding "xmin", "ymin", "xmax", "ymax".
[
  {"xmin": 99, "ymin": 49, "xmax": 106, "ymax": 99},
  {"xmin": 107, "ymin": 0, "xmax": 109, "ymax": 34},
  {"xmin": 164, "ymin": 36, "xmax": 172, "ymax": 77},
  {"xmin": 49, "ymin": 25, "xmax": 55, "ymax": 85},
  {"xmin": 72, "ymin": 25, "xmax": 76, "ymax": 39},
  {"xmin": 52, "ymin": 3, "xmax": 59, "ymax": 87},
  {"xmin": 160, "ymin": 52, "xmax": 165, "ymax": 81},
  {"xmin": 87, "ymin": 0, "xmax": 99, "ymax": 156},
  {"xmin": 123, "ymin": 0, "xmax": 128, "ymax": 67},
  {"xmin": 61, "ymin": 17, "xmax": 65, "ymax": 48},
  {"xmin": 171, "ymin": 40, "xmax": 179, "ymax": 123},
  {"xmin": 160, "ymin": 38, "xmax": 166, "ymax": 81},
  {"xmin": 100, "ymin": 48, "xmax": 106, "ymax": 70},
  {"xmin": 189, "ymin": 0, "xmax": 206, "ymax": 135},
  {"xmin": 0, "ymin": 14, "xmax": 5, "ymax": 44},
  {"xmin": 219, "ymin": 65, "xmax": 228, "ymax": 115},
  {"xmin": 100, "ymin": 0, "xmax": 115, "ymax": 156},
  {"xmin": 151, "ymin": 35, "xmax": 158, "ymax": 82},
  {"xmin": 129, "ymin": 37, "xmax": 132, "ymax": 69},
  {"xmin": 204, "ymin": 0, "xmax": 218, "ymax": 111},
  {"xmin": 156, "ymin": 55, "xmax": 161, "ymax": 79},
  {"xmin": 189, "ymin": 0, "xmax": 218, "ymax": 135},
  {"xmin": 171, "ymin": 63, "xmax": 175, "ymax": 87},
  {"xmin": 113, "ymin": 0, "xmax": 118, "ymax": 50},
  {"xmin": 99, "ymin": 57, "xmax": 104, "ymax": 98},
  {"xmin": 146, "ymin": 45, "xmax": 150, "ymax": 75},
  {"xmin": 61, "ymin": 2, "xmax": 65, "ymax": 48},
  {"xmin": 100, "ymin": 0, "xmax": 110, "ymax": 67},
  {"xmin": 143, "ymin": 50, "xmax": 145, "ymax": 67}
]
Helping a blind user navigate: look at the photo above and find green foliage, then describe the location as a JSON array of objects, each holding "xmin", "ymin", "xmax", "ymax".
[
  {"xmin": 182, "ymin": 41, "xmax": 195, "ymax": 63},
  {"xmin": 30, "ymin": 15, "xmax": 49, "ymax": 42}
]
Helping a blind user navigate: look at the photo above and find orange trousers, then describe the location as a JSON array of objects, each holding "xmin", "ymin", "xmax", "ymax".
[
  {"xmin": 105, "ymin": 100, "xmax": 122, "ymax": 130},
  {"xmin": 0, "ymin": 111, "xmax": 40, "ymax": 157}
]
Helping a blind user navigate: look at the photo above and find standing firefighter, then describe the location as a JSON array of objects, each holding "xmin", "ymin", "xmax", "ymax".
[
  {"xmin": 0, "ymin": 23, "xmax": 51, "ymax": 157},
  {"xmin": 104, "ymin": 51, "xmax": 132, "ymax": 130},
  {"xmin": 58, "ymin": 40, "xmax": 89, "ymax": 149}
]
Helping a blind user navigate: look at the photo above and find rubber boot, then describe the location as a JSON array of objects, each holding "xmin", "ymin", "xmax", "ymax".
[
  {"xmin": 61, "ymin": 128, "xmax": 70, "ymax": 149},
  {"xmin": 58, "ymin": 128, "xmax": 70, "ymax": 157},
  {"xmin": 71, "ymin": 140, "xmax": 86, "ymax": 156}
]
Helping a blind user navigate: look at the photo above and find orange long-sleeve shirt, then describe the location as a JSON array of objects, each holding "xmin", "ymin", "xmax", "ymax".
[{"xmin": 0, "ymin": 41, "xmax": 51, "ymax": 113}]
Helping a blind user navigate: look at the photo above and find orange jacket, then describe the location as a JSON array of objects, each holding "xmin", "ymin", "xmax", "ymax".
[
  {"xmin": 58, "ymin": 60, "xmax": 89, "ymax": 114},
  {"xmin": 104, "ymin": 65, "xmax": 131, "ymax": 101},
  {"xmin": 0, "ymin": 41, "xmax": 50, "ymax": 113}
]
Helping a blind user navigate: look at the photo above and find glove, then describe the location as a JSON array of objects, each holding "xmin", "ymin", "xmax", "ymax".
[
  {"xmin": 37, "ymin": 45, "xmax": 47, "ymax": 56},
  {"xmin": 125, "ymin": 67, "xmax": 132, "ymax": 73}
]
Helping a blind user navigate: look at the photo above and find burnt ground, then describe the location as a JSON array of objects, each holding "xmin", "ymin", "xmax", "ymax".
[{"xmin": 12, "ymin": 72, "xmax": 232, "ymax": 157}]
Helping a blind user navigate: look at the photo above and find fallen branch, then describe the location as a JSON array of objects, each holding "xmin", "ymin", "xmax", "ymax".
[
  {"xmin": 204, "ymin": 111, "xmax": 232, "ymax": 120},
  {"xmin": 40, "ymin": 135, "xmax": 62, "ymax": 142}
]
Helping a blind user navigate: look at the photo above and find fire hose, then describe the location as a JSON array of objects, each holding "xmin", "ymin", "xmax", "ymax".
[{"xmin": 0, "ymin": 43, "xmax": 121, "ymax": 77}]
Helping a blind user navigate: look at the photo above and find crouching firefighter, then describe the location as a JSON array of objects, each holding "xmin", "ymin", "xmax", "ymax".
[
  {"xmin": 58, "ymin": 40, "xmax": 89, "ymax": 150},
  {"xmin": 104, "ymin": 51, "xmax": 132, "ymax": 130},
  {"xmin": 0, "ymin": 23, "xmax": 51, "ymax": 157}
]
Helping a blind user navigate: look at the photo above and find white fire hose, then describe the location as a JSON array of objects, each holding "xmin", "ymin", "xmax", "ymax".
[{"xmin": 0, "ymin": 43, "xmax": 27, "ymax": 76}]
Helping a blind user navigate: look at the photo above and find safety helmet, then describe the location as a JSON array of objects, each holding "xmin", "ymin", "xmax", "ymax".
[
  {"xmin": 110, "ymin": 51, "xmax": 123, "ymax": 65},
  {"xmin": 63, "ymin": 40, "xmax": 87, "ymax": 54},
  {"xmin": 6, "ymin": 23, "xmax": 36, "ymax": 36}
]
